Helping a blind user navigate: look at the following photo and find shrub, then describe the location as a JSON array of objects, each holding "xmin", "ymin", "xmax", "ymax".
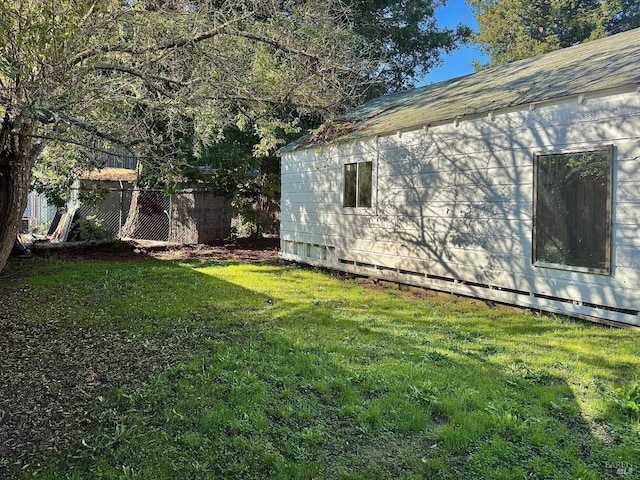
[{"xmin": 69, "ymin": 215, "xmax": 107, "ymax": 241}]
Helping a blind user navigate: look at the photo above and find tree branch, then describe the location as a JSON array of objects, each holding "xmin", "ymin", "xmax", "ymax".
[
  {"xmin": 27, "ymin": 106, "xmax": 146, "ymax": 148},
  {"xmin": 71, "ymin": 13, "xmax": 249, "ymax": 65},
  {"xmin": 230, "ymin": 30, "xmax": 318, "ymax": 60},
  {"xmin": 204, "ymin": 94, "xmax": 335, "ymax": 113},
  {"xmin": 91, "ymin": 63, "xmax": 177, "ymax": 99},
  {"xmin": 14, "ymin": 132, "xmax": 136, "ymax": 158}
]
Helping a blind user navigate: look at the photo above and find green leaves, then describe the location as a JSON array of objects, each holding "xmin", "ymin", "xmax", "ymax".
[
  {"xmin": 349, "ymin": 0, "xmax": 472, "ymax": 90},
  {"xmin": 468, "ymin": 0, "xmax": 638, "ymax": 66},
  {"xmin": 2, "ymin": 0, "xmax": 376, "ymax": 174},
  {"xmin": 610, "ymin": 382, "xmax": 640, "ymax": 420}
]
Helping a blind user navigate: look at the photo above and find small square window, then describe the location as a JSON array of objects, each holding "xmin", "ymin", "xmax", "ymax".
[
  {"xmin": 344, "ymin": 161, "xmax": 372, "ymax": 208},
  {"xmin": 533, "ymin": 145, "xmax": 613, "ymax": 274}
]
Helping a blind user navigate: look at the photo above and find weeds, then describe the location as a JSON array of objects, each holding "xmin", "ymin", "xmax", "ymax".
[
  {"xmin": 1, "ymin": 258, "xmax": 638, "ymax": 480},
  {"xmin": 610, "ymin": 382, "xmax": 640, "ymax": 421}
]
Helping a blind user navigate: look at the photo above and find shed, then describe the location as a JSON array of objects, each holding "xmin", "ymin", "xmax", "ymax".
[{"xmin": 279, "ymin": 28, "xmax": 640, "ymax": 328}]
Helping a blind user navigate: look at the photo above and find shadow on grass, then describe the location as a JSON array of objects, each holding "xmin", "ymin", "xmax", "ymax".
[
  {"xmin": 0, "ymin": 255, "xmax": 270, "ymax": 478},
  {"xmin": 0, "ymin": 257, "xmax": 637, "ymax": 479},
  {"xmin": 150, "ymin": 262, "xmax": 640, "ymax": 478}
]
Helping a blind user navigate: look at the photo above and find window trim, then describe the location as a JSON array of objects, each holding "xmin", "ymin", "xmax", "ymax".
[
  {"xmin": 532, "ymin": 144, "xmax": 613, "ymax": 275},
  {"xmin": 343, "ymin": 160, "xmax": 374, "ymax": 210}
]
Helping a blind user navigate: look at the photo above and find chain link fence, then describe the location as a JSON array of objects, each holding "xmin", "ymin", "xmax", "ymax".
[
  {"xmin": 74, "ymin": 186, "xmax": 134, "ymax": 239},
  {"xmin": 55, "ymin": 187, "xmax": 232, "ymax": 243},
  {"xmin": 25, "ymin": 184, "xmax": 279, "ymax": 244}
]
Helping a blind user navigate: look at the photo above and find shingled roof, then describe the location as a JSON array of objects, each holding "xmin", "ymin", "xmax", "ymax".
[{"xmin": 283, "ymin": 28, "xmax": 640, "ymax": 152}]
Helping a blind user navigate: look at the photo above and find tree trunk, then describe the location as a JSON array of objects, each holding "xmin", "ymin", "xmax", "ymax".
[
  {"xmin": 0, "ymin": 118, "xmax": 41, "ymax": 273},
  {"xmin": 121, "ymin": 188, "xmax": 169, "ymax": 240}
]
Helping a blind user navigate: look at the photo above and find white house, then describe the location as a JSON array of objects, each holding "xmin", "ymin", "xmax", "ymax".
[{"xmin": 279, "ymin": 28, "xmax": 640, "ymax": 328}]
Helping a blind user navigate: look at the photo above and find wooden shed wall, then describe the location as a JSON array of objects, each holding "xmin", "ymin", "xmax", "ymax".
[{"xmin": 280, "ymin": 88, "xmax": 640, "ymax": 327}]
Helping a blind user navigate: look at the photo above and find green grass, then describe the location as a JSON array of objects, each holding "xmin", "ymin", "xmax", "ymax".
[{"xmin": 3, "ymin": 256, "xmax": 640, "ymax": 479}]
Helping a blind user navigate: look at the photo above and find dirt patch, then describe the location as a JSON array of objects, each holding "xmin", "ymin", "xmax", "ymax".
[
  {"xmin": 0, "ymin": 238, "xmax": 280, "ymax": 478},
  {"xmin": 25, "ymin": 236, "xmax": 281, "ymax": 264},
  {"xmin": 142, "ymin": 236, "xmax": 281, "ymax": 264}
]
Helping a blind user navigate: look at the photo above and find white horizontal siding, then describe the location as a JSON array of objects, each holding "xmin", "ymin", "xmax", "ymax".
[
  {"xmin": 281, "ymin": 89, "xmax": 640, "ymax": 326},
  {"xmin": 330, "ymin": 261, "xmax": 640, "ymax": 327},
  {"xmin": 618, "ymin": 158, "xmax": 640, "ymax": 178},
  {"xmin": 283, "ymin": 226, "xmax": 639, "ymax": 301},
  {"xmin": 615, "ymin": 224, "xmax": 640, "ymax": 247},
  {"xmin": 374, "ymin": 92, "xmax": 640, "ymax": 154},
  {"xmin": 616, "ymin": 203, "xmax": 640, "ymax": 225},
  {"xmin": 617, "ymin": 182, "xmax": 640, "ymax": 202},
  {"xmin": 331, "ymin": 260, "xmax": 639, "ymax": 318}
]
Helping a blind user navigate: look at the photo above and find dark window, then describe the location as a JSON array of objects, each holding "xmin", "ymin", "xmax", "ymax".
[
  {"xmin": 344, "ymin": 161, "xmax": 372, "ymax": 208},
  {"xmin": 533, "ymin": 145, "xmax": 613, "ymax": 274}
]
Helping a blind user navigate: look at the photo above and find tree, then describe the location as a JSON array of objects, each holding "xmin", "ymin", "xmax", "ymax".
[
  {"xmin": 0, "ymin": 0, "xmax": 379, "ymax": 272},
  {"xmin": 606, "ymin": 0, "xmax": 640, "ymax": 33},
  {"xmin": 467, "ymin": 0, "xmax": 638, "ymax": 66},
  {"xmin": 348, "ymin": 0, "xmax": 472, "ymax": 91}
]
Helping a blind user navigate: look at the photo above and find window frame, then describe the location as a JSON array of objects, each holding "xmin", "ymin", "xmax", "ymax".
[
  {"xmin": 343, "ymin": 160, "xmax": 374, "ymax": 210},
  {"xmin": 532, "ymin": 144, "xmax": 614, "ymax": 275}
]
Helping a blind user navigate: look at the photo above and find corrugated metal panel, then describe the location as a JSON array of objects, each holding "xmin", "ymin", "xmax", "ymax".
[{"xmin": 283, "ymin": 28, "xmax": 640, "ymax": 152}]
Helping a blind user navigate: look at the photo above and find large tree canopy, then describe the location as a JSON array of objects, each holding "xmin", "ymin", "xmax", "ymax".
[
  {"xmin": 349, "ymin": 0, "xmax": 472, "ymax": 90},
  {"xmin": 468, "ymin": 0, "xmax": 639, "ymax": 66},
  {"xmin": 0, "ymin": 0, "xmax": 380, "ymax": 271},
  {"xmin": 0, "ymin": 0, "xmax": 472, "ymax": 272}
]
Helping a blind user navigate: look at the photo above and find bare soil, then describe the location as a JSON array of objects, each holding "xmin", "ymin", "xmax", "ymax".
[
  {"xmin": 0, "ymin": 238, "xmax": 280, "ymax": 478},
  {"xmin": 140, "ymin": 236, "xmax": 281, "ymax": 263},
  {"xmin": 25, "ymin": 236, "xmax": 281, "ymax": 263}
]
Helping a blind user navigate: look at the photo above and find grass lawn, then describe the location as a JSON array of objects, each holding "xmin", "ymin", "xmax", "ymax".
[{"xmin": 1, "ymin": 253, "xmax": 639, "ymax": 479}]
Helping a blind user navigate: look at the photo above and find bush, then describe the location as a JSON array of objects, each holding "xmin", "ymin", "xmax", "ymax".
[{"xmin": 69, "ymin": 215, "xmax": 107, "ymax": 241}]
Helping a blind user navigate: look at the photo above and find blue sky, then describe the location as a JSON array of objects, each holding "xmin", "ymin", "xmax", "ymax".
[{"xmin": 420, "ymin": 0, "xmax": 489, "ymax": 85}]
